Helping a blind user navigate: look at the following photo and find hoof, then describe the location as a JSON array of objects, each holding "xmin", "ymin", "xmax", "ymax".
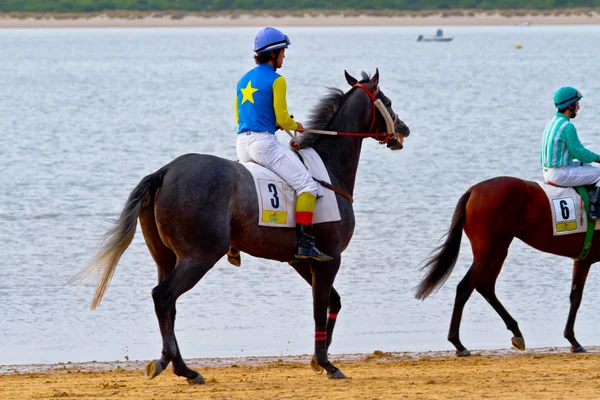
[
  {"xmin": 512, "ymin": 336, "xmax": 526, "ymax": 351},
  {"xmin": 227, "ymin": 250, "xmax": 241, "ymax": 267},
  {"xmin": 145, "ymin": 360, "xmax": 164, "ymax": 380},
  {"xmin": 456, "ymin": 349, "xmax": 471, "ymax": 357},
  {"xmin": 571, "ymin": 345, "xmax": 587, "ymax": 353},
  {"xmin": 327, "ymin": 369, "xmax": 348, "ymax": 379},
  {"xmin": 310, "ymin": 356, "xmax": 324, "ymax": 374},
  {"xmin": 187, "ymin": 374, "xmax": 206, "ymax": 385}
]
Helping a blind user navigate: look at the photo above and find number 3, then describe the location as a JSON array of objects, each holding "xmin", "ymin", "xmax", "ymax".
[{"xmin": 268, "ymin": 183, "xmax": 280, "ymax": 208}]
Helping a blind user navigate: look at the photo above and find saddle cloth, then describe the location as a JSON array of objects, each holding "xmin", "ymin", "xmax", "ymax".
[
  {"xmin": 537, "ymin": 182, "xmax": 600, "ymax": 236},
  {"xmin": 242, "ymin": 147, "xmax": 342, "ymax": 228}
]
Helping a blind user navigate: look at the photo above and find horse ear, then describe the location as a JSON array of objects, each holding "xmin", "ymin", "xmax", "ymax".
[
  {"xmin": 345, "ymin": 70, "xmax": 358, "ymax": 86},
  {"xmin": 370, "ymin": 68, "xmax": 379, "ymax": 89}
]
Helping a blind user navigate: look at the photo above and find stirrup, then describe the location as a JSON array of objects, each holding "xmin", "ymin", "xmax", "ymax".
[{"xmin": 295, "ymin": 247, "xmax": 333, "ymax": 262}]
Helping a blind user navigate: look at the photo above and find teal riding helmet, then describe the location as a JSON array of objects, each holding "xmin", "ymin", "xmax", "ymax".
[{"xmin": 554, "ymin": 87, "xmax": 583, "ymax": 109}]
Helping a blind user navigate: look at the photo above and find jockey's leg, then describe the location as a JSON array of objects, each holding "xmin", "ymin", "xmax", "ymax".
[
  {"xmin": 589, "ymin": 185, "xmax": 600, "ymax": 218},
  {"xmin": 567, "ymin": 165, "xmax": 600, "ymax": 218},
  {"xmin": 250, "ymin": 135, "xmax": 332, "ymax": 261},
  {"xmin": 295, "ymin": 192, "xmax": 332, "ymax": 262},
  {"xmin": 547, "ymin": 164, "xmax": 600, "ymax": 218}
]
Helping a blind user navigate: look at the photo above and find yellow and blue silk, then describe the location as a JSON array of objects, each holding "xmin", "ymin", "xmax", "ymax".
[{"xmin": 235, "ymin": 63, "xmax": 297, "ymax": 134}]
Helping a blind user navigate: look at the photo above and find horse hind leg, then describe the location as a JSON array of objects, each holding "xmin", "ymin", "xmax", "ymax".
[
  {"xmin": 448, "ymin": 267, "xmax": 476, "ymax": 356},
  {"xmin": 474, "ymin": 251, "xmax": 525, "ymax": 352},
  {"xmin": 448, "ymin": 246, "xmax": 520, "ymax": 356},
  {"xmin": 146, "ymin": 255, "xmax": 224, "ymax": 384},
  {"xmin": 139, "ymin": 201, "xmax": 187, "ymax": 380}
]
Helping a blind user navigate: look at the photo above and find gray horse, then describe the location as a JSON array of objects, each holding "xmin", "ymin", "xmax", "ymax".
[{"xmin": 72, "ymin": 70, "xmax": 410, "ymax": 383}]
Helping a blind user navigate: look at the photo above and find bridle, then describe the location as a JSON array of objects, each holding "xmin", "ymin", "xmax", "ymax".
[
  {"xmin": 352, "ymin": 82, "xmax": 400, "ymax": 144},
  {"xmin": 285, "ymin": 83, "xmax": 404, "ymax": 204},
  {"xmin": 286, "ymin": 82, "xmax": 401, "ymax": 148}
]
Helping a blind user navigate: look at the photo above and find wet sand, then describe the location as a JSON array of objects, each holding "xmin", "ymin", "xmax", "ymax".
[{"xmin": 2, "ymin": 347, "xmax": 599, "ymax": 399}]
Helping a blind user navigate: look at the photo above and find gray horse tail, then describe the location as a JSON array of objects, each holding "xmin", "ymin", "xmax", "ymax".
[
  {"xmin": 415, "ymin": 190, "xmax": 471, "ymax": 300},
  {"xmin": 69, "ymin": 168, "xmax": 167, "ymax": 310}
]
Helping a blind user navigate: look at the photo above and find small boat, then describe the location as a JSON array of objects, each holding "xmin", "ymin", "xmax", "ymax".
[{"xmin": 417, "ymin": 35, "xmax": 453, "ymax": 42}]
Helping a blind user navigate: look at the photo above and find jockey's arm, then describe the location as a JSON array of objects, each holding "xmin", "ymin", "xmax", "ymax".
[
  {"xmin": 234, "ymin": 92, "xmax": 239, "ymax": 125},
  {"xmin": 272, "ymin": 76, "xmax": 298, "ymax": 131},
  {"xmin": 563, "ymin": 125, "xmax": 600, "ymax": 163}
]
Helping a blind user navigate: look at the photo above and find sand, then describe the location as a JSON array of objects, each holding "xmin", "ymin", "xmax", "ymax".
[
  {"xmin": 2, "ymin": 347, "xmax": 600, "ymax": 399},
  {"xmin": 1, "ymin": 10, "xmax": 600, "ymax": 28}
]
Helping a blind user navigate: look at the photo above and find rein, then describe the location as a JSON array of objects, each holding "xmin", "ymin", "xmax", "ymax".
[
  {"xmin": 285, "ymin": 82, "xmax": 399, "ymax": 148},
  {"xmin": 313, "ymin": 177, "xmax": 354, "ymax": 204}
]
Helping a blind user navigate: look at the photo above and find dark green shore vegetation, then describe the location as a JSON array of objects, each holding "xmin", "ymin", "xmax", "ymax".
[{"xmin": 2, "ymin": 0, "xmax": 600, "ymax": 13}]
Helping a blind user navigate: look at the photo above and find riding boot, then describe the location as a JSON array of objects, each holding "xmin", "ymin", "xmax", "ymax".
[
  {"xmin": 589, "ymin": 186, "xmax": 600, "ymax": 219},
  {"xmin": 295, "ymin": 223, "xmax": 333, "ymax": 262},
  {"xmin": 295, "ymin": 191, "xmax": 333, "ymax": 262}
]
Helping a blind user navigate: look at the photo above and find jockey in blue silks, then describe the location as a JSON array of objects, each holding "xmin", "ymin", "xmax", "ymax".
[{"xmin": 235, "ymin": 27, "xmax": 332, "ymax": 261}]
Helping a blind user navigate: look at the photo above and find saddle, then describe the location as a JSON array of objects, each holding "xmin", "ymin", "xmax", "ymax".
[
  {"xmin": 538, "ymin": 182, "xmax": 597, "ymax": 260},
  {"xmin": 240, "ymin": 148, "xmax": 341, "ymax": 228}
]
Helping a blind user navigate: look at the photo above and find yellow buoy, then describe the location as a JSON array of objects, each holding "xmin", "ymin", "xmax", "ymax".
[{"xmin": 515, "ymin": 44, "xmax": 522, "ymax": 49}]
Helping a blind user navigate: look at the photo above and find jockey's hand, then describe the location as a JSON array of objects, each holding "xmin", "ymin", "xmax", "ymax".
[
  {"xmin": 295, "ymin": 122, "xmax": 305, "ymax": 133},
  {"xmin": 595, "ymin": 158, "xmax": 600, "ymax": 163}
]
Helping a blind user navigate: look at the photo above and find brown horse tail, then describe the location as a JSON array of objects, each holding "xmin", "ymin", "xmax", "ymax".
[
  {"xmin": 68, "ymin": 168, "xmax": 167, "ymax": 310},
  {"xmin": 415, "ymin": 190, "xmax": 471, "ymax": 300}
]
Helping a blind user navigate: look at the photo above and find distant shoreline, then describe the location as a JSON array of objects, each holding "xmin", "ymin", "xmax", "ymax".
[{"xmin": 1, "ymin": 9, "xmax": 600, "ymax": 28}]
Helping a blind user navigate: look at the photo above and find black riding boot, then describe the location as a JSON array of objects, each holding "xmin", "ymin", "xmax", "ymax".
[
  {"xmin": 295, "ymin": 224, "xmax": 333, "ymax": 262},
  {"xmin": 589, "ymin": 186, "xmax": 600, "ymax": 219}
]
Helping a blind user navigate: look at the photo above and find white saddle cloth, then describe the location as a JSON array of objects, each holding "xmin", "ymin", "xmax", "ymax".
[
  {"xmin": 242, "ymin": 147, "xmax": 342, "ymax": 228},
  {"xmin": 537, "ymin": 182, "xmax": 600, "ymax": 235}
]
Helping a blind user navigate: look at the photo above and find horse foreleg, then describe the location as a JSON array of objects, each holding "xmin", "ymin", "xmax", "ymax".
[
  {"xmin": 310, "ymin": 257, "xmax": 347, "ymax": 379},
  {"xmin": 564, "ymin": 260, "xmax": 591, "ymax": 353},
  {"xmin": 147, "ymin": 256, "xmax": 217, "ymax": 384},
  {"xmin": 325, "ymin": 288, "xmax": 341, "ymax": 349},
  {"xmin": 290, "ymin": 261, "xmax": 342, "ymax": 351}
]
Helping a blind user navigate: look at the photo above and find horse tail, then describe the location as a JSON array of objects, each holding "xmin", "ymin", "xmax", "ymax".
[
  {"xmin": 415, "ymin": 190, "xmax": 471, "ymax": 300},
  {"xmin": 69, "ymin": 168, "xmax": 167, "ymax": 310}
]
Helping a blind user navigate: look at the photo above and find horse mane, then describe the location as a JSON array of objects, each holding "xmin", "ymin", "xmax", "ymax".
[{"xmin": 297, "ymin": 72, "xmax": 371, "ymax": 149}]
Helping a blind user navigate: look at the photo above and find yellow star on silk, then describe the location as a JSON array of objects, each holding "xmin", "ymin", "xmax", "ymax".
[{"xmin": 240, "ymin": 81, "xmax": 259, "ymax": 104}]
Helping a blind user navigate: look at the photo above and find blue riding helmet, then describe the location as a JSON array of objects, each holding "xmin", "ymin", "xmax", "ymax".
[
  {"xmin": 253, "ymin": 27, "xmax": 290, "ymax": 53},
  {"xmin": 554, "ymin": 86, "xmax": 583, "ymax": 109}
]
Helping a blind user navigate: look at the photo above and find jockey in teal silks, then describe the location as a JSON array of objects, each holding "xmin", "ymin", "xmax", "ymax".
[
  {"xmin": 235, "ymin": 27, "xmax": 332, "ymax": 262},
  {"xmin": 541, "ymin": 86, "xmax": 600, "ymax": 218}
]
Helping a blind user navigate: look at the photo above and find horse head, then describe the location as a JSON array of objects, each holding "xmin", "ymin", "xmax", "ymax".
[{"xmin": 344, "ymin": 69, "xmax": 410, "ymax": 150}]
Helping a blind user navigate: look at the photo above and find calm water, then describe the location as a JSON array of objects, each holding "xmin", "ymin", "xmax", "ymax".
[{"xmin": 2, "ymin": 25, "xmax": 600, "ymax": 365}]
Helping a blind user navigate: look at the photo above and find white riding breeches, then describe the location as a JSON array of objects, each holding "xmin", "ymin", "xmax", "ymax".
[
  {"xmin": 543, "ymin": 163, "xmax": 600, "ymax": 187},
  {"xmin": 236, "ymin": 132, "xmax": 318, "ymax": 196}
]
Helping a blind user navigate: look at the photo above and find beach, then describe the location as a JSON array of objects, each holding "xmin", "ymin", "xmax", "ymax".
[
  {"xmin": 1, "ymin": 348, "xmax": 599, "ymax": 399},
  {"xmin": 1, "ymin": 9, "xmax": 600, "ymax": 28}
]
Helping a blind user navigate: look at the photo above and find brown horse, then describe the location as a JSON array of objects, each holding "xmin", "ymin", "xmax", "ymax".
[{"xmin": 416, "ymin": 176, "xmax": 596, "ymax": 356}]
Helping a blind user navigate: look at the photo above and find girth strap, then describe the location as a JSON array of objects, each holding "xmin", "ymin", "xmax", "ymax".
[{"xmin": 575, "ymin": 186, "xmax": 595, "ymax": 261}]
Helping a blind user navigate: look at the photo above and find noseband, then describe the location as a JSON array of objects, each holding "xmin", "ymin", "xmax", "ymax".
[{"xmin": 353, "ymin": 83, "xmax": 399, "ymax": 144}]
